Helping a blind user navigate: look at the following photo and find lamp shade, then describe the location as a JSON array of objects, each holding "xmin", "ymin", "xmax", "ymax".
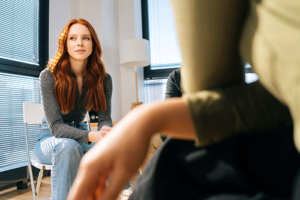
[{"xmin": 119, "ymin": 38, "xmax": 150, "ymax": 68}]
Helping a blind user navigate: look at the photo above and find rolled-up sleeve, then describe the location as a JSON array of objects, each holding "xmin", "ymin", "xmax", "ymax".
[{"xmin": 183, "ymin": 81, "xmax": 293, "ymax": 147}]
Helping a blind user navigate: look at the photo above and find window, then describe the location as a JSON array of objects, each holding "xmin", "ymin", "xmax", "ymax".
[
  {"xmin": 0, "ymin": 73, "xmax": 41, "ymax": 172},
  {"xmin": 142, "ymin": 0, "xmax": 180, "ymax": 80},
  {"xmin": 144, "ymin": 79, "xmax": 167, "ymax": 103},
  {"xmin": 0, "ymin": 0, "xmax": 49, "ymax": 173},
  {"xmin": 0, "ymin": 0, "xmax": 49, "ymax": 77},
  {"xmin": 142, "ymin": 0, "xmax": 258, "ymax": 103}
]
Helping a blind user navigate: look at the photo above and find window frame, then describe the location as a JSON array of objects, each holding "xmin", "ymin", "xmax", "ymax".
[
  {"xmin": 142, "ymin": 0, "xmax": 257, "ymax": 81},
  {"xmin": 0, "ymin": 0, "xmax": 49, "ymax": 78},
  {"xmin": 142, "ymin": 0, "xmax": 180, "ymax": 80}
]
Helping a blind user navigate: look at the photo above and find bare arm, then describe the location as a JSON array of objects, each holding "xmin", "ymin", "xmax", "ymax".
[
  {"xmin": 67, "ymin": 99, "xmax": 194, "ymax": 200},
  {"xmin": 152, "ymin": 98, "xmax": 195, "ymax": 140},
  {"xmin": 68, "ymin": 80, "xmax": 293, "ymax": 199}
]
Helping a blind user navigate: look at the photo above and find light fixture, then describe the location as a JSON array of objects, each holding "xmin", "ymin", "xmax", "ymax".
[{"xmin": 119, "ymin": 38, "xmax": 150, "ymax": 109}]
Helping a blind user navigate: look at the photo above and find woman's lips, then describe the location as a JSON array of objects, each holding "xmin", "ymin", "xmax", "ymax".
[{"xmin": 75, "ymin": 50, "xmax": 85, "ymax": 53}]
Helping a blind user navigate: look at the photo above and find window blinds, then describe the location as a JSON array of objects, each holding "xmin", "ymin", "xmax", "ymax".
[
  {"xmin": 144, "ymin": 79, "xmax": 167, "ymax": 103},
  {"xmin": 0, "ymin": 0, "xmax": 39, "ymax": 65},
  {"xmin": 148, "ymin": 0, "xmax": 181, "ymax": 70},
  {"xmin": 0, "ymin": 72, "xmax": 41, "ymax": 172}
]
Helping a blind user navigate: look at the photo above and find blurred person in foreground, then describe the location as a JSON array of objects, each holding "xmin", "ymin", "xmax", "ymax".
[{"xmin": 67, "ymin": 1, "xmax": 300, "ymax": 199}]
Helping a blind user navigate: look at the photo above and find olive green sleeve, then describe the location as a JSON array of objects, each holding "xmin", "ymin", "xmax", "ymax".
[{"xmin": 183, "ymin": 81, "xmax": 293, "ymax": 147}]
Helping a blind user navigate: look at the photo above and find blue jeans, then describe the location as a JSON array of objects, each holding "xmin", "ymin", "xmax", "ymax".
[{"xmin": 34, "ymin": 118, "xmax": 95, "ymax": 200}]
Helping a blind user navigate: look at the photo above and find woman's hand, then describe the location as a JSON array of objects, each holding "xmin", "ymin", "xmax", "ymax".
[{"xmin": 88, "ymin": 126, "xmax": 112, "ymax": 143}]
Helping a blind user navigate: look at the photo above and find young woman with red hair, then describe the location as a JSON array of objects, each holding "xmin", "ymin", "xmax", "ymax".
[{"xmin": 34, "ymin": 19, "xmax": 113, "ymax": 200}]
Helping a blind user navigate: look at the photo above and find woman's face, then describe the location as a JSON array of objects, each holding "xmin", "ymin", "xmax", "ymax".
[{"xmin": 67, "ymin": 23, "xmax": 93, "ymax": 63}]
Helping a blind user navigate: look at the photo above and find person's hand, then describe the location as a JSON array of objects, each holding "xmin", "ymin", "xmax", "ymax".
[
  {"xmin": 88, "ymin": 126, "xmax": 112, "ymax": 143},
  {"xmin": 67, "ymin": 106, "xmax": 153, "ymax": 200},
  {"xmin": 67, "ymin": 99, "xmax": 195, "ymax": 200}
]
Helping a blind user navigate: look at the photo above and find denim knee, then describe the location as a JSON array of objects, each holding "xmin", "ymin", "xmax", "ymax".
[
  {"xmin": 52, "ymin": 138, "xmax": 83, "ymax": 164},
  {"xmin": 50, "ymin": 138, "xmax": 84, "ymax": 200}
]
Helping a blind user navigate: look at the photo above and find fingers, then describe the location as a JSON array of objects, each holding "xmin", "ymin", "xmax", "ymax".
[
  {"xmin": 98, "ymin": 126, "xmax": 112, "ymax": 138},
  {"xmin": 100, "ymin": 130, "xmax": 109, "ymax": 135},
  {"xmin": 98, "ymin": 126, "xmax": 112, "ymax": 139},
  {"xmin": 67, "ymin": 155, "xmax": 109, "ymax": 200},
  {"xmin": 100, "ymin": 169, "xmax": 132, "ymax": 200},
  {"xmin": 94, "ymin": 172, "xmax": 109, "ymax": 199},
  {"xmin": 67, "ymin": 168, "xmax": 97, "ymax": 200},
  {"xmin": 99, "ymin": 131, "xmax": 108, "ymax": 139},
  {"xmin": 101, "ymin": 125, "xmax": 112, "ymax": 131}
]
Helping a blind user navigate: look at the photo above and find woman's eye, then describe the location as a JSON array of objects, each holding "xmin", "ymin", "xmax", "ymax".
[
  {"xmin": 84, "ymin": 37, "xmax": 90, "ymax": 40},
  {"xmin": 70, "ymin": 37, "xmax": 76, "ymax": 40}
]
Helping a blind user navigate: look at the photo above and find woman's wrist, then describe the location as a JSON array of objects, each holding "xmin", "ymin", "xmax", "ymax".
[{"xmin": 88, "ymin": 131, "xmax": 96, "ymax": 142}]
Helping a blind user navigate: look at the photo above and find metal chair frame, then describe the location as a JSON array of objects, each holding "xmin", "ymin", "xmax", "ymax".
[{"xmin": 23, "ymin": 102, "xmax": 90, "ymax": 200}]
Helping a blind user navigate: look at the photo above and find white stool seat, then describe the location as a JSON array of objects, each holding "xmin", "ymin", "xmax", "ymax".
[{"xmin": 31, "ymin": 160, "xmax": 52, "ymax": 171}]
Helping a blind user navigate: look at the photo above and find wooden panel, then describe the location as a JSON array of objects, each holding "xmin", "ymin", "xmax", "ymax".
[{"xmin": 90, "ymin": 122, "xmax": 118, "ymax": 127}]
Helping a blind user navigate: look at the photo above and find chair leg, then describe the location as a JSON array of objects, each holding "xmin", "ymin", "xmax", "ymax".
[
  {"xmin": 36, "ymin": 166, "xmax": 45, "ymax": 198},
  {"xmin": 25, "ymin": 124, "xmax": 37, "ymax": 200}
]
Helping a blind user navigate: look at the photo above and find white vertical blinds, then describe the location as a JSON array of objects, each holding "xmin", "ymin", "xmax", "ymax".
[
  {"xmin": 144, "ymin": 79, "xmax": 167, "ymax": 103},
  {"xmin": 0, "ymin": 0, "xmax": 39, "ymax": 65},
  {"xmin": 148, "ymin": 0, "xmax": 181, "ymax": 69},
  {"xmin": 0, "ymin": 72, "xmax": 41, "ymax": 172}
]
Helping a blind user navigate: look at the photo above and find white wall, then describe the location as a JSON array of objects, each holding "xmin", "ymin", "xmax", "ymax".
[
  {"xmin": 100, "ymin": 0, "xmax": 122, "ymax": 120},
  {"xmin": 119, "ymin": 0, "xmax": 145, "ymax": 116},
  {"xmin": 49, "ymin": 0, "xmax": 73, "ymax": 59},
  {"xmin": 49, "ymin": 0, "xmax": 144, "ymax": 121}
]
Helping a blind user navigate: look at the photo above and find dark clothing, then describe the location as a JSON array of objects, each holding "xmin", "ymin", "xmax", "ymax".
[
  {"xmin": 130, "ymin": 126, "xmax": 300, "ymax": 200},
  {"xmin": 161, "ymin": 68, "xmax": 182, "ymax": 141},
  {"xmin": 165, "ymin": 68, "xmax": 182, "ymax": 99},
  {"xmin": 130, "ymin": 69, "xmax": 300, "ymax": 200}
]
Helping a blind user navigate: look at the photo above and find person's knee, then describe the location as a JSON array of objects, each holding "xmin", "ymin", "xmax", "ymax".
[{"xmin": 54, "ymin": 138, "xmax": 83, "ymax": 161}]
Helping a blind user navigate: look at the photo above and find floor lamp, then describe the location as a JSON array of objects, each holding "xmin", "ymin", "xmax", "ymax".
[{"xmin": 119, "ymin": 38, "xmax": 150, "ymax": 110}]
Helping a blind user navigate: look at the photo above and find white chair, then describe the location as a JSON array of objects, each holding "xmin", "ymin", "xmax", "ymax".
[{"xmin": 23, "ymin": 102, "xmax": 91, "ymax": 200}]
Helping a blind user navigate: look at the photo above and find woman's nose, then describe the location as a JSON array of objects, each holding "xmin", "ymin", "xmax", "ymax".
[{"xmin": 77, "ymin": 39, "xmax": 83, "ymax": 46}]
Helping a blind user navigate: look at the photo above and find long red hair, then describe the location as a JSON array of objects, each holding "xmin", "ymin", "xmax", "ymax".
[{"xmin": 48, "ymin": 19, "xmax": 107, "ymax": 114}]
